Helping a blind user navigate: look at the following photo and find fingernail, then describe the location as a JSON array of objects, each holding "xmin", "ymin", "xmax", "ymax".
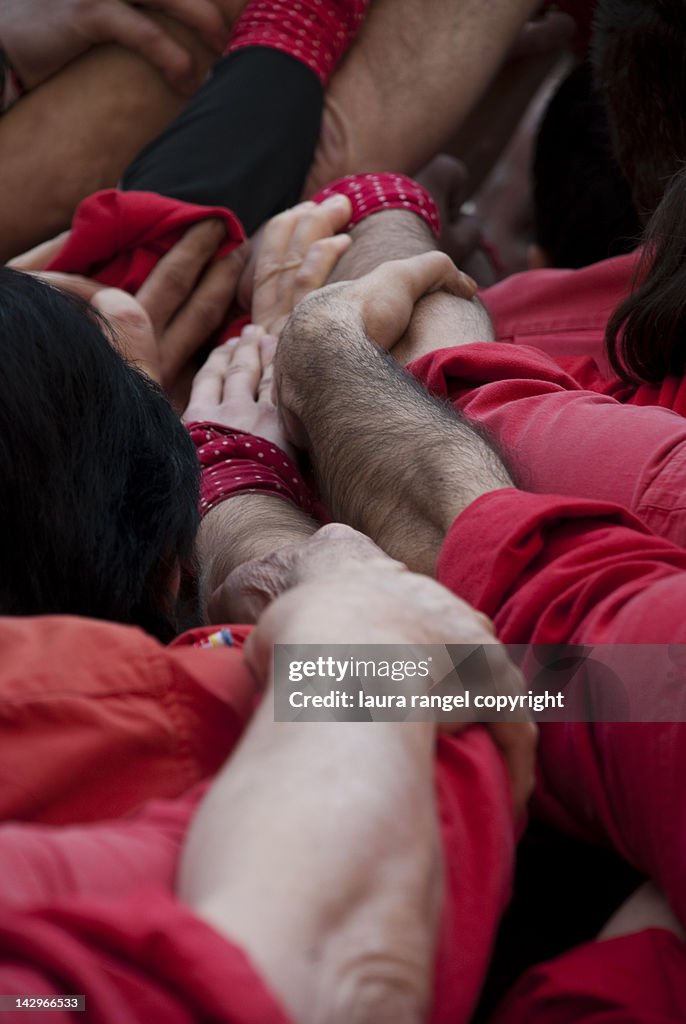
[
  {"xmin": 242, "ymin": 323, "xmax": 264, "ymax": 338},
  {"xmin": 461, "ymin": 272, "xmax": 478, "ymax": 292},
  {"xmin": 321, "ymin": 194, "xmax": 350, "ymax": 210}
]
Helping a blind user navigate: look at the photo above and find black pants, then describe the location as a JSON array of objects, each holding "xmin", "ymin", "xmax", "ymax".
[{"xmin": 122, "ymin": 48, "xmax": 323, "ymax": 234}]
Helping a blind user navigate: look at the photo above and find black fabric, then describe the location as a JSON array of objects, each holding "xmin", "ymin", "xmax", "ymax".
[{"xmin": 122, "ymin": 48, "xmax": 323, "ymax": 235}]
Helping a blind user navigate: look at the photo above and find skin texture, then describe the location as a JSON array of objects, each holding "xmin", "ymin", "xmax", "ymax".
[
  {"xmin": 184, "ymin": 198, "xmax": 354, "ymax": 611},
  {"xmin": 0, "ymin": 1, "xmax": 248, "ymax": 260},
  {"xmin": 180, "ymin": 525, "xmax": 528, "ymax": 1024},
  {"xmin": 304, "ymin": 0, "xmax": 541, "ymax": 195},
  {"xmin": 10, "ymin": 219, "xmax": 247, "ymax": 402},
  {"xmin": 326, "ymin": 208, "xmax": 494, "ymax": 365},
  {"xmin": 181, "ymin": 204, "xmax": 534, "ymax": 810},
  {"xmin": 0, "ymin": 0, "xmax": 229, "ymax": 90},
  {"xmin": 599, "ymin": 882, "xmax": 685, "ymax": 942},
  {"xmin": 273, "ymin": 254, "xmax": 506, "ymax": 575}
]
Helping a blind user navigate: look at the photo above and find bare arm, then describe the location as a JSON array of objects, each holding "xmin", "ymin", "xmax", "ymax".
[
  {"xmin": 275, "ymin": 255, "xmax": 511, "ymax": 576},
  {"xmin": 0, "ymin": 2, "xmax": 246, "ymax": 260},
  {"xmin": 180, "ymin": 526, "xmax": 519, "ymax": 1024},
  {"xmin": 327, "ymin": 207, "xmax": 495, "ymax": 364},
  {"xmin": 304, "ymin": 0, "xmax": 540, "ymax": 194}
]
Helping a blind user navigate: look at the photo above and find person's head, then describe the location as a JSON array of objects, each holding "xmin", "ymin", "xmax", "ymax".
[
  {"xmin": 0, "ymin": 267, "xmax": 199, "ymax": 639},
  {"xmin": 531, "ymin": 63, "xmax": 639, "ymax": 270},
  {"xmin": 592, "ymin": 0, "xmax": 686, "ymax": 220},
  {"xmin": 606, "ymin": 165, "xmax": 686, "ymax": 381}
]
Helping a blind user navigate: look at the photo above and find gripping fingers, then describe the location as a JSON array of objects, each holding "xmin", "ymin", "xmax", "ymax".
[
  {"xmin": 161, "ymin": 244, "xmax": 249, "ymax": 382},
  {"xmin": 136, "ymin": 219, "xmax": 228, "ymax": 331},
  {"xmin": 292, "ymin": 235, "xmax": 352, "ymax": 305},
  {"xmin": 379, "ymin": 251, "xmax": 478, "ymax": 305}
]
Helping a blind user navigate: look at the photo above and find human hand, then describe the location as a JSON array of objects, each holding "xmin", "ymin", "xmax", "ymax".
[
  {"xmin": 12, "ymin": 221, "xmax": 248, "ymax": 399},
  {"xmin": 134, "ymin": 219, "xmax": 248, "ymax": 393},
  {"xmin": 0, "ymin": 0, "xmax": 229, "ymax": 92},
  {"xmin": 282, "ymin": 250, "xmax": 476, "ymax": 356},
  {"xmin": 213, "ymin": 523, "xmax": 537, "ymax": 817},
  {"xmin": 246, "ymin": 195, "xmax": 353, "ymax": 336},
  {"xmin": 272, "ymin": 251, "xmax": 478, "ymax": 444},
  {"xmin": 183, "ymin": 323, "xmax": 293, "ymax": 453}
]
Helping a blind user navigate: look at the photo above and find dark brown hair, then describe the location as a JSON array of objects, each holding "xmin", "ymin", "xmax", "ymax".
[
  {"xmin": 592, "ymin": 0, "xmax": 686, "ymax": 221},
  {"xmin": 606, "ymin": 165, "xmax": 686, "ymax": 381}
]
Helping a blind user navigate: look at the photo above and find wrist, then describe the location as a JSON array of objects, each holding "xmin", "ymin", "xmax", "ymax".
[{"xmin": 197, "ymin": 494, "xmax": 317, "ymax": 607}]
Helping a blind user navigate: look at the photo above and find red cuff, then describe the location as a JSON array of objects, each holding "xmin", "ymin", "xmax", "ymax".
[
  {"xmin": 313, "ymin": 173, "xmax": 441, "ymax": 237},
  {"xmin": 226, "ymin": 0, "xmax": 369, "ymax": 86},
  {"xmin": 436, "ymin": 488, "xmax": 644, "ymax": 619},
  {"xmin": 188, "ymin": 421, "xmax": 313, "ymax": 516}
]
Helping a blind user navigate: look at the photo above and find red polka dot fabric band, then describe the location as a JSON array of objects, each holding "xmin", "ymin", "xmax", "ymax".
[
  {"xmin": 226, "ymin": 0, "xmax": 369, "ymax": 86},
  {"xmin": 312, "ymin": 173, "xmax": 442, "ymax": 238},
  {"xmin": 188, "ymin": 421, "xmax": 313, "ymax": 517}
]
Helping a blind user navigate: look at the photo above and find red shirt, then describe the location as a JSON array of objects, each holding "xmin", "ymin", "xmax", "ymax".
[
  {"xmin": 479, "ymin": 250, "xmax": 639, "ymax": 368},
  {"xmin": 0, "ymin": 613, "xmax": 513, "ymax": 1024},
  {"xmin": 411, "ymin": 342, "xmax": 686, "ymax": 548}
]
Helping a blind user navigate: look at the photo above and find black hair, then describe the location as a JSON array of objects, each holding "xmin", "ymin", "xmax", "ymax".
[
  {"xmin": 592, "ymin": 0, "xmax": 686, "ymax": 220},
  {"xmin": 533, "ymin": 62, "xmax": 640, "ymax": 269},
  {"xmin": 606, "ymin": 165, "xmax": 686, "ymax": 381},
  {"xmin": 0, "ymin": 267, "xmax": 199, "ymax": 639}
]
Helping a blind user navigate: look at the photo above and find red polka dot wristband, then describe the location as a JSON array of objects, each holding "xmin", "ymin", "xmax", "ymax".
[
  {"xmin": 188, "ymin": 421, "xmax": 313, "ymax": 518},
  {"xmin": 226, "ymin": 0, "xmax": 369, "ymax": 86},
  {"xmin": 312, "ymin": 173, "xmax": 441, "ymax": 238}
]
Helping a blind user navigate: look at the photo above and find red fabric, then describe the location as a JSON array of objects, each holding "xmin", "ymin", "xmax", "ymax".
[
  {"xmin": 46, "ymin": 189, "xmax": 245, "ymax": 293},
  {"xmin": 226, "ymin": 0, "xmax": 369, "ymax": 86},
  {"xmin": 0, "ymin": 612, "xmax": 514, "ymax": 1024},
  {"xmin": 0, "ymin": 888, "xmax": 291, "ymax": 1024},
  {"xmin": 409, "ymin": 342, "xmax": 686, "ymax": 548},
  {"xmin": 436, "ymin": 489, "xmax": 686, "ymax": 928},
  {"xmin": 478, "ymin": 250, "xmax": 639, "ymax": 367},
  {"xmin": 188, "ymin": 421, "xmax": 313, "ymax": 516},
  {"xmin": 0, "ymin": 734, "xmax": 513, "ymax": 1024},
  {"xmin": 492, "ymin": 928, "xmax": 686, "ymax": 1023},
  {"xmin": 312, "ymin": 173, "xmax": 442, "ymax": 238},
  {"xmin": 0, "ymin": 615, "xmax": 256, "ymax": 825}
]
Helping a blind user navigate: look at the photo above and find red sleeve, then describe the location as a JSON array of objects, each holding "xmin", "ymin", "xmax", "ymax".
[
  {"xmin": 437, "ymin": 490, "xmax": 686, "ymax": 924},
  {"xmin": 410, "ymin": 342, "xmax": 686, "ymax": 547},
  {"xmin": 492, "ymin": 929, "xmax": 686, "ymax": 1024},
  {"xmin": 436, "ymin": 488, "xmax": 686, "ymax": 645},
  {"xmin": 0, "ymin": 616, "xmax": 255, "ymax": 826},
  {"xmin": 0, "ymin": 889, "xmax": 291, "ymax": 1024}
]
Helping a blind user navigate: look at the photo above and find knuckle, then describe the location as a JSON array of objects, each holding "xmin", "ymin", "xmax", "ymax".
[
  {"xmin": 294, "ymin": 263, "xmax": 318, "ymax": 290},
  {"xmin": 114, "ymin": 306, "xmax": 152, "ymax": 333},
  {"xmin": 332, "ymin": 957, "xmax": 430, "ymax": 1024}
]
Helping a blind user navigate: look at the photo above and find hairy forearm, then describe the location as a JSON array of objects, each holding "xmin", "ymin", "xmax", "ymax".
[
  {"xmin": 328, "ymin": 210, "xmax": 436, "ymax": 282},
  {"xmin": 0, "ymin": 14, "xmax": 216, "ymax": 260},
  {"xmin": 327, "ymin": 210, "xmax": 496, "ymax": 364},
  {"xmin": 196, "ymin": 494, "xmax": 318, "ymax": 614},
  {"xmin": 287, "ymin": 316, "xmax": 511, "ymax": 574}
]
